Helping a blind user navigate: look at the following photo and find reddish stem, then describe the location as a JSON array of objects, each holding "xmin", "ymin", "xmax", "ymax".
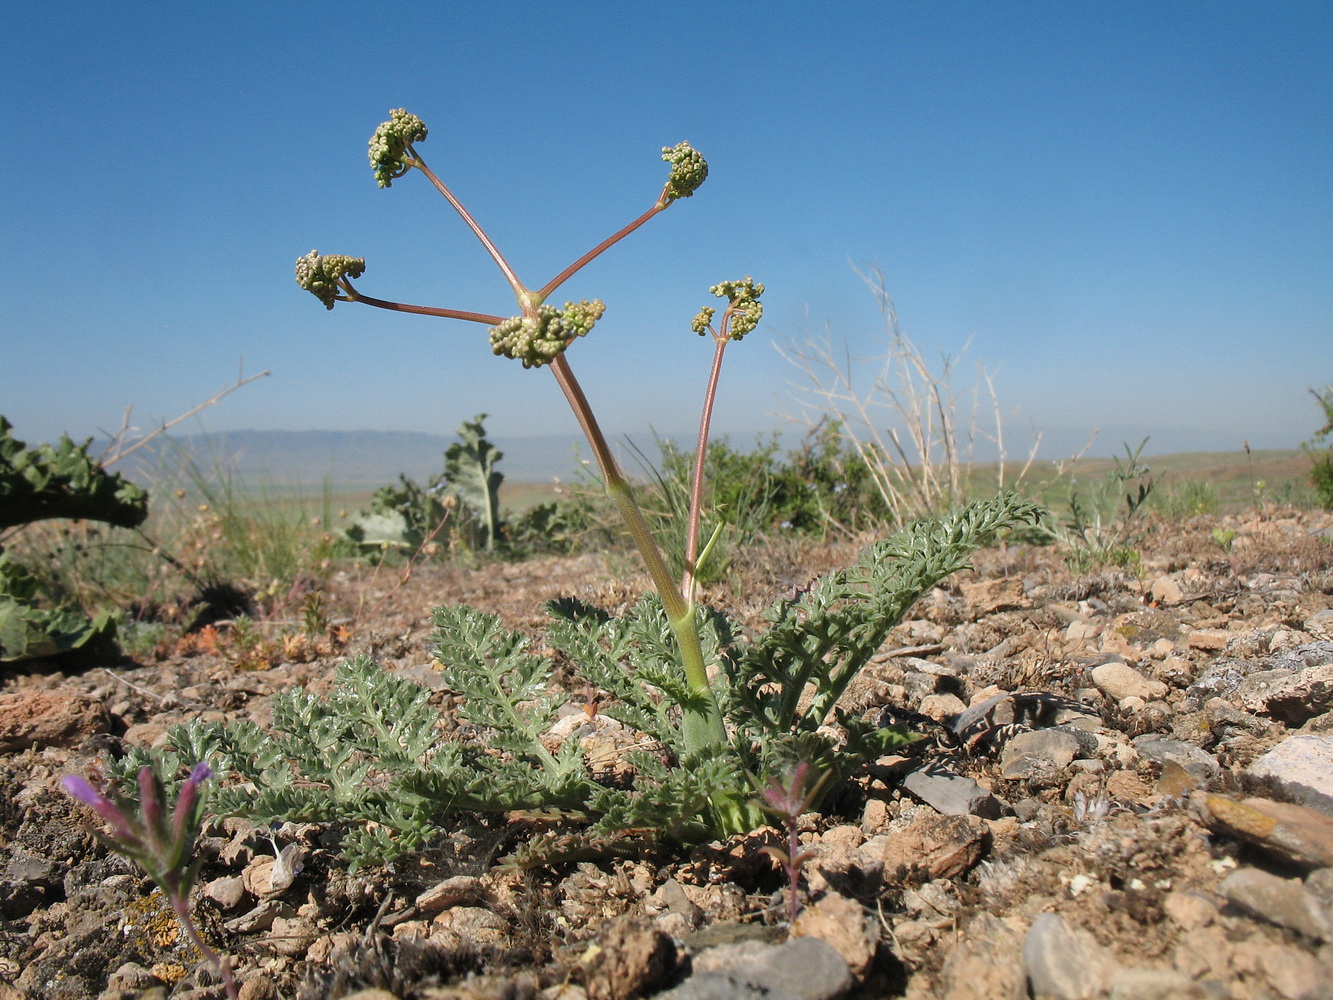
[
  {"xmin": 537, "ymin": 203, "xmax": 665, "ymax": 302},
  {"xmin": 341, "ymin": 282, "xmax": 505, "ymax": 326}
]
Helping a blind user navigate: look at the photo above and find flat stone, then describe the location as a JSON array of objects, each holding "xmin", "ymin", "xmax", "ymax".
[
  {"xmin": 659, "ymin": 937, "xmax": 851, "ymax": 1000},
  {"xmin": 902, "ymin": 765, "xmax": 1003, "ymax": 818},
  {"xmin": 1199, "ymin": 793, "xmax": 1333, "ymax": 870},
  {"xmin": 1219, "ymin": 867, "xmax": 1331, "ymax": 941},
  {"xmin": 881, "ymin": 811, "xmax": 990, "ymax": 880},
  {"xmin": 791, "ymin": 891, "xmax": 876, "ymax": 976},
  {"xmin": 1091, "ymin": 661, "xmax": 1168, "ymax": 701},
  {"xmin": 960, "ymin": 578, "xmax": 1030, "ymax": 615},
  {"xmin": 937, "ymin": 911, "xmax": 1025, "ymax": 1000},
  {"xmin": 1108, "ymin": 967, "xmax": 1214, "ymax": 1000},
  {"xmin": 1242, "ymin": 664, "xmax": 1333, "ymax": 725},
  {"xmin": 1187, "ymin": 629, "xmax": 1231, "ymax": 652},
  {"xmin": 415, "ymin": 874, "xmax": 491, "ymax": 914},
  {"xmin": 1248, "ymin": 733, "xmax": 1333, "ymax": 814},
  {"xmin": 1001, "ymin": 730, "xmax": 1081, "ymax": 780},
  {"xmin": 1022, "ymin": 912, "xmax": 1119, "ymax": 1000},
  {"xmin": 0, "ymin": 688, "xmax": 110, "ymax": 752},
  {"xmin": 1306, "ymin": 610, "xmax": 1333, "ymax": 641},
  {"xmin": 1133, "ymin": 736, "xmax": 1220, "ymax": 780}
]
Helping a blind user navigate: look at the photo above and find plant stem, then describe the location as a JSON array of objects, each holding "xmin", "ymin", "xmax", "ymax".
[
  {"xmin": 411, "ymin": 154, "xmax": 527, "ymax": 302},
  {"xmin": 342, "ymin": 284, "xmax": 506, "ymax": 326},
  {"xmin": 547, "ymin": 355, "xmax": 725, "ymax": 750},
  {"xmin": 682, "ymin": 333, "xmax": 730, "ymax": 603},
  {"xmin": 537, "ymin": 203, "xmax": 665, "ymax": 302},
  {"xmin": 169, "ymin": 892, "xmax": 238, "ymax": 999}
]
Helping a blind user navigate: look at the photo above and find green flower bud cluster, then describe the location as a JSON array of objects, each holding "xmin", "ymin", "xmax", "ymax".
[
  {"xmin": 691, "ymin": 306, "xmax": 716, "ymax": 336},
  {"xmin": 707, "ymin": 276, "xmax": 764, "ymax": 341},
  {"xmin": 369, "ymin": 109, "xmax": 429, "ymax": 188},
  {"xmin": 489, "ymin": 299, "xmax": 606, "ymax": 368},
  {"xmin": 295, "ymin": 250, "xmax": 366, "ymax": 309},
  {"xmin": 662, "ymin": 142, "xmax": 708, "ymax": 201}
]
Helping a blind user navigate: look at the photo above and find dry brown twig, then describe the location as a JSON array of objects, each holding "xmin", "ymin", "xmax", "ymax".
[{"xmin": 777, "ymin": 264, "xmax": 1043, "ymax": 521}]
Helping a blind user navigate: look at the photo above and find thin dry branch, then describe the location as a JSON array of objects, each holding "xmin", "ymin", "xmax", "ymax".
[{"xmin": 100, "ymin": 362, "xmax": 271, "ymax": 468}]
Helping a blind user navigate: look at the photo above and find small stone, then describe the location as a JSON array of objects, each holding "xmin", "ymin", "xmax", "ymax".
[
  {"xmin": 918, "ymin": 692, "xmax": 967, "ymax": 720},
  {"xmin": 237, "ymin": 976, "xmax": 277, "ymax": 1000},
  {"xmin": 1187, "ymin": 629, "xmax": 1231, "ymax": 652},
  {"xmin": 1107, "ymin": 967, "xmax": 1212, "ymax": 1000},
  {"xmin": 791, "ymin": 891, "xmax": 876, "ymax": 976},
  {"xmin": 268, "ymin": 914, "xmax": 318, "ymax": 956},
  {"xmin": 1149, "ymin": 576, "xmax": 1184, "ymax": 605},
  {"xmin": 901, "ymin": 766, "xmax": 1003, "ymax": 818},
  {"xmin": 1260, "ymin": 943, "xmax": 1328, "ymax": 1000},
  {"xmin": 1133, "ymin": 736, "xmax": 1220, "ymax": 780},
  {"xmin": 415, "ymin": 874, "xmax": 491, "ymax": 914},
  {"xmin": 1248, "ymin": 733, "xmax": 1333, "ymax": 814},
  {"xmin": 105, "ymin": 963, "xmax": 163, "ymax": 991},
  {"xmin": 1219, "ymin": 866, "xmax": 1331, "ymax": 941},
  {"xmin": 937, "ymin": 911, "xmax": 1025, "ymax": 1000},
  {"xmin": 658, "ymin": 937, "xmax": 850, "ymax": 1000},
  {"xmin": 881, "ymin": 811, "xmax": 990, "ymax": 880},
  {"xmin": 1306, "ymin": 610, "xmax": 1333, "ymax": 641},
  {"xmin": 1091, "ymin": 661, "xmax": 1168, "ymax": 701},
  {"xmin": 0, "ymin": 689, "xmax": 111, "ymax": 752},
  {"xmin": 960, "ymin": 578, "xmax": 1030, "ymax": 615},
  {"xmin": 203, "ymin": 876, "xmax": 246, "ymax": 910},
  {"xmin": 1022, "ymin": 912, "xmax": 1119, "ymax": 1000},
  {"xmin": 581, "ymin": 915, "xmax": 675, "ymax": 1000},
  {"xmin": 1199, "ymin": 794, "xmax": 1333, "ymax": 870},
  {"xmin": 1244, "ymin": 664, "xmax": 1333, "ymax": 726},
  {"xmin": 1162, "ymin": 889, "xmax": 1219, "ymax": 929},
  {"xmin": 1001, "ymin": 730, "xmax": 1081, "ymax": 781}
]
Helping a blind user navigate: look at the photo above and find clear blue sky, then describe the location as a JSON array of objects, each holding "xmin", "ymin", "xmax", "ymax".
[{"xmin": 3, "ymin": 1, "xmax": 1329, "ymax": 462}]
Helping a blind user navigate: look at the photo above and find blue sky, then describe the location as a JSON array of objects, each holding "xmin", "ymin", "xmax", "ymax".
[{"xmin": 3, "ymin": 1, "xmax": 1330, "ymax": 464}]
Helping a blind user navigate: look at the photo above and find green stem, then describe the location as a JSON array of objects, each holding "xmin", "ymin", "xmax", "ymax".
[
  {"xmin": 682, "ymin": 332, "xmax": 729, "ymax": 603},
  {"xmin": 548, "ymin": 355, "xmax": 725, "ymax": 750}
]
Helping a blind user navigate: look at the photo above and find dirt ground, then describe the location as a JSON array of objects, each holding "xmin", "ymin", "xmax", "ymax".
[{"xmin": 2, "ymin": 506, "xmax": 1332, "ymax": 1000}]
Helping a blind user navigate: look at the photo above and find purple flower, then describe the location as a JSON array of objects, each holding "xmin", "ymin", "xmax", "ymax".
[{"xmin": 61, "ymin": 774, "xmax": 134, "ymax": 840}]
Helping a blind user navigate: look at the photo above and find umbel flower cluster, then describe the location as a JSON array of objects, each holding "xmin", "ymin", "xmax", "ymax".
[
  {"xmin": 294, "ymin": 251, "xmax": 366, "ymax": 309},
  {"xmin": 692, "ymin": 276, "xmax": 764, "ymax": 340},
  {"xmin": 369, "ymin": 108, "xmax": 428, "ymax": 188},
  {"xmin": 489, "ymin": 299, "xmax": 606, "ymax": 369}
]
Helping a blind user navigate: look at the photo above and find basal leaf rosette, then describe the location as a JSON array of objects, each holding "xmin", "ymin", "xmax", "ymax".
[
  {"xmin": 369, "ymin": 109, "xmax": 429, "ymax": 188},
  {"xmin": 489, "ymin": 300, "xmax": 606, "ymax": 368},
  {"xmin": 661, "ymin": 142, "xmax": 708, "ymax": 202},
  {"xmin": 295, "ymin": 250, "xmax": 366, "ymax": 309}
]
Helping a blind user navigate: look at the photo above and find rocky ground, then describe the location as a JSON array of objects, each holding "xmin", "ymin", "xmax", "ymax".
[{"xmin": 1, "ymin": 506, "xmax": 1332, "ymax": 1000}]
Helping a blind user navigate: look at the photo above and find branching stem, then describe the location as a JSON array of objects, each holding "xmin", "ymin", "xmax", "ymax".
[
  {"xmin": 341, "ymin": 282, "xmax": 505, "ymax": 325},
  {"xmin": 538, "ymin": 203, "xmax": 665, "ymax": 302},
  {"xmin": 682, "ymin": 329, "xmax": 731, "ymax": 603}
]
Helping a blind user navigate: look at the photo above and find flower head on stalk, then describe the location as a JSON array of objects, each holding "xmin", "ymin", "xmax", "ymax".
[
  {"xmin": 489, "ymin": 299, "xmax": 606, "ymax": 368},
  {"xmin": 660, "ymin": 142, "xmax": 708, "ymax": 204},
  {"xmin": 295, "ymin": 250, "xmax": 366, "ymax": 309},
  {"xmin": 369, "ymin": 108, "xmax": 429, "ymax": 188},
  {"xmin": 62, "ymin": 762, "xmax": 213, "ymax": 897},
  {"xmin": 704, "ymin": 276, "xmax": 764, "ymax": 341}
]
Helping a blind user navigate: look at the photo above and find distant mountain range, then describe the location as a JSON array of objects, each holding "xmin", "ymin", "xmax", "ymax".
[{"xmin": 114, "ymin": 429, "xmax": 597, "ymax": 489}]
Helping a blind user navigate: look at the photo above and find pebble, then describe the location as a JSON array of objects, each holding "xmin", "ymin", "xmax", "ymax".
[
  {"xmin": 901, "ymin": 765, "xmax": 1003, "ymax": 818},
  {"xmin": 1219, "ymin": 867, "xmax": 1332, "ymax": 941},
  {"xmin": 1248, "ymin": 733, "xmax": 1333, "ymax": 814},
  {"xmin": 791, "ymin": 891, "xmax": 876, "ymax": 976},
  {"xmin": 1022, "ymin": 912, "xmax": 1118, "ymax": 1000},
  {"xmin": 880, "ymin": 811, "xmax": 990, "ymax": 880},
  {"xmin": 415, "ymin": 874, "xmax": 491, "ymax": 914},
  {"xmin": 660, "ymin": 936, "xmax": 852, "ymax": 1000},
  {"xmin": 203, "ymin": 876, "xmax": 246, "ymax": 910},
  {"xmin": 1243, "ymin": 663, "xmax": 1333, "ymax": 725},
  {"xmin": 0, "ymin": 688, "xmax": 111, "ymax": 752},
  {"xmin": 1132, "ymin": 736, "xmax": 1220, "ymax": 780},
  {"xmin": 1000, "ymin": 730, "xmax": 1081, "ymax": 780},
  {"xmin": 1091, "ymin": 661, "xmax": 1167, "ymax": 701},
  {"xmin": 1199, "ymin": 794, "xmax": 1333, "ymax": 870}
]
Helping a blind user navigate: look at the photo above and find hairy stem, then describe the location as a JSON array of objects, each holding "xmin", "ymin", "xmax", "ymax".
[
  {"xmin": 548, "ymin": 355, "xmax": 725, "ymax": 750},
  {"xmin": 169, "ymin": 892, "xmax": 238, "ymax": 999}
]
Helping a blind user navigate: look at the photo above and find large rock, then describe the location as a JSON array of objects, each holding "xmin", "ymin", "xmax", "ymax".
[{"xmin": 0, "ymin": 688, "xmax": 110, "ymax": 752}]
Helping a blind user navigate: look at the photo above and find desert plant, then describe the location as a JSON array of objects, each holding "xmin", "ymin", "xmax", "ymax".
[
  {"xmin": 106, "ymin": 109, "xmax": 1043, "ymax": 866},
  {"xmin": 779, "ymin": 265, "xmax": 1042, "ymax": 523},
  {"xmin": 1155, "ymin": 478, "xmax": 1218, "ymax": 520},
  {"xmin": 63, "ymin": 763, "xmax": 238, "ymax": 999},
  {"xmin": 1042, "ymin": 439, "xmax": 1156, "ymax": 572}
]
